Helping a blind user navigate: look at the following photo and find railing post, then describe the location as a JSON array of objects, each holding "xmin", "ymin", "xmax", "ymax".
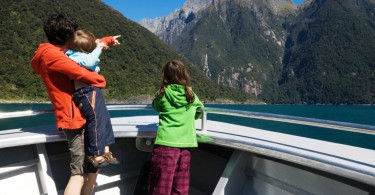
[
  {"xmin": 201, "ymin": 109, "xmax": 207, "ymax": 133},
  {"xmin": 36, "ymin": 144, "xmax": 57, "ymax": 195}
]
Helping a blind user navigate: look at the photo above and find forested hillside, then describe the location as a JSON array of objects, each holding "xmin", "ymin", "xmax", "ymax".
[
  {"xmin": 279, "ymin": 0, "xmax": 375, "ymax": 104},
  {"xmin": 0, "ymin": 0, "xmax": 257, "ymax": 103}
]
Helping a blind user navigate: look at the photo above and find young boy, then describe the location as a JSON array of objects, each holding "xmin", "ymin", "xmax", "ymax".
[{"xmin": 66, "ymin": 29, "xmax": 121, "ymax": 168}]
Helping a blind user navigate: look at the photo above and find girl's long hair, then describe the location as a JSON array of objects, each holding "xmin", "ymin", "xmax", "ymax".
[{"xmin": 157, "ymin": 60, "xmax": 195, "ymax": 104}]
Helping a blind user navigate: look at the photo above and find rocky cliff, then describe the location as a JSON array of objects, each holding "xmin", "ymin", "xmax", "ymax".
[{"xmin": 140, "ymin": 0, "xmax": 297, "ymax": 99}]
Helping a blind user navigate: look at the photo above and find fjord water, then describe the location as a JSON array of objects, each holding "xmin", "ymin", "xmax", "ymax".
[{"xmin": 1, "ymin": 103, "xmax": 374, "ymax": 149}]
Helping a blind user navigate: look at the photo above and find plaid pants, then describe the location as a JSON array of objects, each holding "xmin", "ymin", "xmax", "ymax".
[{"xmin": 148, "ymin": 145, "xmax": 191, "ymax": 195}]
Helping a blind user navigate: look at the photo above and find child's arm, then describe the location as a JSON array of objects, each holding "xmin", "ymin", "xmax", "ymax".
[
  {"xmin": 68, "ymin": 35, "xmax": 121, "ymax": 71},
  {"xmin": 99, "ymin": 35, "xmax": 121, "ymax": 49},
  {"xmin": 194, "ymin": 94, "xmax": 204, "ymax": 119},
  {"xmin": 152, "ymin": 94, "xmax": 163, "ymax": 112}
]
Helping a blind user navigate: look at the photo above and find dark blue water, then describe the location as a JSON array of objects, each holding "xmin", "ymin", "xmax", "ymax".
[
  {"xmin": 0, "ymin": 103, "xmax": 157, "ymax": 130},
  {"xmin": 1, "ymin": 103, "xmax": 374, "ymax": 149}
]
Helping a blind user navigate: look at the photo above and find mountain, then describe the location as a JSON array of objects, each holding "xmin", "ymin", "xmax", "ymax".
[
  {"xmin": 279, "ymin": 0, "xmax": 375, "ymax": 104},
  {"xmin": 141, "ymin": 0, "xmax": 297, "ymax": 102},
  {"xmin": 140, "ymin": 0, "xmax": 213, "ymax": 45},
  {"xmin": 140, "ymin": 0, "xmax": 375, "ymax": 104},
  {"xmin": 0, "ymin": 0, "xmax": 257, "ymax": 103}
]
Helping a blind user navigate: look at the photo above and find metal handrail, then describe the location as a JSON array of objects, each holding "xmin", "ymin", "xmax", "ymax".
[
  {"xmin": 0, "ymin": 104, "xmax": 152, "ymax": 119},
  {"xmin": 107, "ymin": 104, "xmax": 153, "ymax": 110},
  {"xmin": 201, "ymin": 107, "xmax": 375, "ymax": 135},
  {"xmin": 0, "ymin": 104, "xmax": 374, "ymax": 135},
  {"xmin": 0, "ymin": 109, "xmax": 54, "ymax": 119}
]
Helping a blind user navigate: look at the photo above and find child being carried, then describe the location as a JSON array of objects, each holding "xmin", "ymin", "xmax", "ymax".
[{"xmin": 66, "ymin": 29, "xmax": 121, "ymax": 168}]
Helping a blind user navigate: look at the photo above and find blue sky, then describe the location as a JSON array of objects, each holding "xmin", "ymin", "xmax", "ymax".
[{"xmin": 101, "ymin": 0, "xmax": 305, "ymax": 22}]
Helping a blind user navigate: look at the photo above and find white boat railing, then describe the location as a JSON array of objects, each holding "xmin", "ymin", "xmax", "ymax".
[
  {"xmin": 1, "ymin": 104, "xmax": 374, "ymax": 136},
  {"xmin": 200, "ymin": 107, "xmax": 375, "ymax": 135},
  {"xmin": 1, "ymin": 104, "xmax": 375, "ymax": 192},
  {"xmin": 0, "ymin": 109, "xmax": 54, "ymax": 119}
]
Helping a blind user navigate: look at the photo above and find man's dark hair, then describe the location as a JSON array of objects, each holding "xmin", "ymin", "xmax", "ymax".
[{"xmin": 44, "ymin": 13, "xmax": 78, "ymax": 45}]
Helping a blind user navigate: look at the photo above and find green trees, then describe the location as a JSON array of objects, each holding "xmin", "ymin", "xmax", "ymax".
[{"xmin": 279, "ymin": 0, "xmax": 375, "ymax": 104}]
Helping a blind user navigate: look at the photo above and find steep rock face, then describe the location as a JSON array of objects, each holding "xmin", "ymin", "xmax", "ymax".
[
  {"xmin": 140, "ymin": 0, "xmax": 296, "ymax": 99},
  {"xmin": 141, "ymin": 0, "xmax": 295, "ymax": 44},
  {"xmin": 140, "ymin": 0, "xmax": 212, "ymax": 44}
]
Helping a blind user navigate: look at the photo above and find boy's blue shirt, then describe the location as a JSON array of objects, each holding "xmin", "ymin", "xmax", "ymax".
[{"xmin": 66, "ymin": 47, "xmax": 102, "ymax": 72}]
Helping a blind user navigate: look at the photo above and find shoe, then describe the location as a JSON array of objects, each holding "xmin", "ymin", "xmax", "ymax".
[
  {"xmin": 103, "ymin": 152, "xmax": 120, "ymax": 165},
  {"xmin": 87, "ymin": 155, "xmax": 110, "ymax": 168}
]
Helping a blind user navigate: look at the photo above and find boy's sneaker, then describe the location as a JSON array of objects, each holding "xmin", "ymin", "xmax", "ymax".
[
  {"xmin": 104, "ymin": 152, "xmax": 120, "ymax": 164},
  {"xmin": 87, "ymin": 155, "xmax": 110, "ymax": 168}
]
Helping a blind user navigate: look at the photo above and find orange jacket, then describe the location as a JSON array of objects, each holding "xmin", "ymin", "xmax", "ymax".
[{"xmin": 31, "ymin": 43, "xmax": 106, "ymax": 130}]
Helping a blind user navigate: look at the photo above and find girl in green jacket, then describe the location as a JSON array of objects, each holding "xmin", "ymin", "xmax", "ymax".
[{"xmin": 149, "ymin": 60, "xmax": 204, "ymax": 195}]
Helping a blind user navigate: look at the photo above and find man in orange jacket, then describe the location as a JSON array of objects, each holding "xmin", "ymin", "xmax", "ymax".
[{"xmin": 31, "ymin": 13, "xmax": 106, "ymax": 195}]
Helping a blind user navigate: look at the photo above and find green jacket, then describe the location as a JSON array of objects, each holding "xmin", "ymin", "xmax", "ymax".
[{"xmin": 152, "ymin": 84, "xmax": 204, "ymax": 148}]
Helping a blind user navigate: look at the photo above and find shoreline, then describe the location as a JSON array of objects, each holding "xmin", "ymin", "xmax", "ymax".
[
  {"xmin": 0, "ymin": 96, "xmax": 264, "ymax": 105},
  {"xmin": 0, "ymin": 100, "xmax": 374, "ymax": 106},
  {"xmin": 0, "ymin": 101, "xmax": 263, "ymax": 105}
]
